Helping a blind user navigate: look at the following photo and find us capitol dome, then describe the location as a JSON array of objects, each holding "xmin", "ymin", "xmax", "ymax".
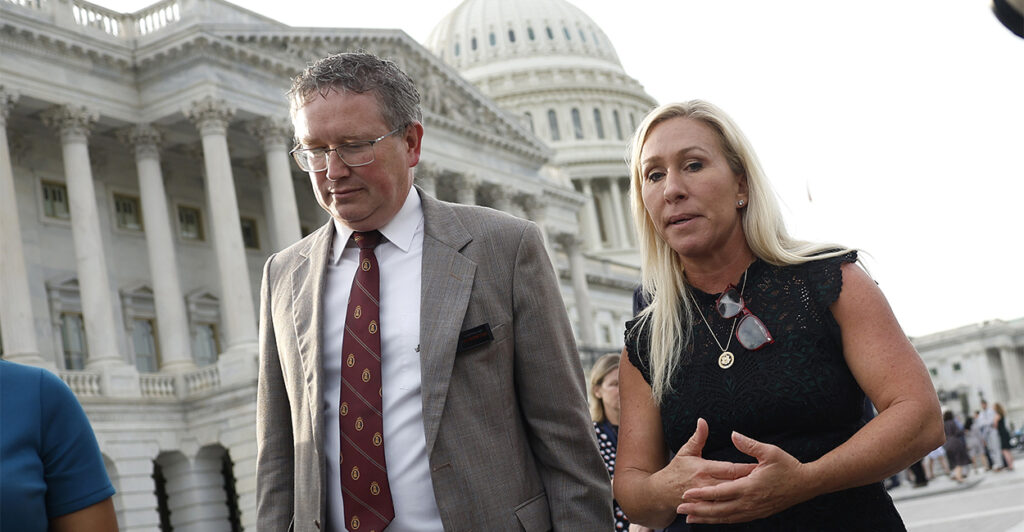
[{"xmin": 426, "ymin": 0, "xmax": 658, "ymax": 265}]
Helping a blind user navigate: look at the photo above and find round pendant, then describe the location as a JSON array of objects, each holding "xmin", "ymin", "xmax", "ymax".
[{"xmin": 718, "ymin": 351, "xmax": 734, "ymax": 369}]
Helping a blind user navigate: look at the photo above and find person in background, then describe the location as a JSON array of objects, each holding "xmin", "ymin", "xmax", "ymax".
[
  {"xmin": 0, "ymin": 360, "xmax": 118, "ymax": 532},
  {"xmin": 963, "ymin": 416, "xmax": 990, "ymax": 473},
  {"xmin": 977, "ymin": 400, "xmax": 999, "ymax": 470},
  {"xmin": 591, "ymin": 353, "xmax": 655, "ymax": 532},
  {"xmin": 993, "ymin": 403, "xmax": 1016, "ymax": 471},
  {"xmin": 614, "ymin": 100, "xmax": 944, "ymax": 530},
  {"xmin": 942, "ymin": 410, "xmax": 971, "ymax": 483}
]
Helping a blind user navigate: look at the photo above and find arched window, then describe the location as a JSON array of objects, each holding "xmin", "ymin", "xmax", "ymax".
[
  {"xmin": 546, "ymin": 26, "xmax": 554, "ymax": 39},
  {"xmin": 489, "ymin": 32, "xmax": 496, "ymax": 46},
  {"xmin": 579, "ymin": 29, "xmax": 586, "ymax": 42},
  {"xmin": 524, "ymin": 111, "xmax": 534, "ymax": 134},
  {"xmin": 630, "ymin": 112, "xmax": 637, "ymax": 132},
  {"xmin": 508, "ymin": 29, "xmax": 516, "ymax": 42},
  {"xmin": 528, "ymin": 27, "xmax": 535, "ymax": 40},
  {"xmin": 571, "ymin": 108, "xmax": 584, "ymax": 139},
  {"xmin": 471, "ymin": 37, "xmax": 477, "ymax": 50},
  {"xmin": 593, "ymin": 108, "xmax": 605, "ymax": 139},
  {"xmin": 613, "ymin": 110, "xmax": 623, "ymax": 140},
  {"xmin": 563, "ymin": 27, "xmax": 571, "ymax": 40},
  {"xmin": 454, "ymin": 42, "xmax": 460, "ymax": 56},
  {"xmin": 547, "ymin": 110, "xmax": 560, "ymax": 141}
]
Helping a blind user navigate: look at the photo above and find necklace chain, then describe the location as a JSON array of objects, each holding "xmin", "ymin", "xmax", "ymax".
[{"xmin": 689, "ymin": 269, "xmax": 748, "ymax": 354}]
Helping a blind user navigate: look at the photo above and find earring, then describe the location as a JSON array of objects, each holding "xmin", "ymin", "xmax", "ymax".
[{"xmin": 737, "ymin": 200, "xmax": 745, "ymax": 207}]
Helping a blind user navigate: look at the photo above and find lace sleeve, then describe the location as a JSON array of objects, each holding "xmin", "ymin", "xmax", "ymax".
[
  {"xmin": 807, "ymin": 250, "xmax": 859, "ymax": 310},
  {"xmin": 624, "ymin": 315, "xmax": 654, "ymax": 386}
]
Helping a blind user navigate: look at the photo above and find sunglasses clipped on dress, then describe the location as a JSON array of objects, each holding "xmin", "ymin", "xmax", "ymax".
[{"xmin": 715, "ymin": 285, "xmax": 774, "ymax": 351}]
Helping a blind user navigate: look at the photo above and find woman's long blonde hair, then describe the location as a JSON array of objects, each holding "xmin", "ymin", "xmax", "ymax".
[
  {"xmin": 626, "ymin": 100, "xmax": 854, "ymax": 403},
  {"xmin": 588, "ymin": 353, "xmax": 620, "ymax": 423}
]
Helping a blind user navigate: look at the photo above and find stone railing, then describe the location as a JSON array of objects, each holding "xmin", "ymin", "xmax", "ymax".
[
  {"xmin": 2, "ymin": 0, "xmax": 182, "ymax": 38},
  {"xmin": 184, "ymin": 364, "xmax": 221, "ymax": 395},
  {"xmin": 72, "ymin": 0, "xmax": 126, "ymax": 37},
  {"xmin": 133, "ymin": 0, "xmax": 181, "ymax": 36},
  {"xmin": 140, "ymin": 373, "xmax": 177, "ymax": 398},
  {"xmin": 60, "ymin": 363, "xmax": 223, "ymax": 399},
  {"xmin": 60, "ymin": 371, "xmax": 103, "ymax": 396}
]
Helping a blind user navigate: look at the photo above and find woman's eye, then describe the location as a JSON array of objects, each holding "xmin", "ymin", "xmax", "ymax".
[
  {"xmin": 684, "ymin": 161, "xmax": 704, "ymax": 172},
  {"xmin": 646, "ymin": 171, "xmax": 665, "ymax": 182}
]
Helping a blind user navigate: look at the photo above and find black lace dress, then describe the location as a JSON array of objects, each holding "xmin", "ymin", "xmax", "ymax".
[{"xmin": 625, "ymin": 252, "xmax": 906, "ymax": 531}]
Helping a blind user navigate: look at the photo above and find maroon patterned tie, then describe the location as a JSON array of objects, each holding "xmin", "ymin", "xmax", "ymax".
[{"xmin": 340, "ymin": 230, "xmax": 394, "ymax": 532}]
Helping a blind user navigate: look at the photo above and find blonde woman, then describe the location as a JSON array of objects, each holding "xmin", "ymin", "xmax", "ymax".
[{"xmin": 614, "ymin": 100, "xmax": 943, "ymax": 530}]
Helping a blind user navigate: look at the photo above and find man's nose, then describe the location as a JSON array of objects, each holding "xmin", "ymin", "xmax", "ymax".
[{"xmin": 325, "ymin": 150, "xmax": 351, "ymax": 181}]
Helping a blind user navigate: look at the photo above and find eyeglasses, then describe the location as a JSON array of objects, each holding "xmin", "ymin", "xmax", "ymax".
[
  {"xmin": 716, "ymin": 285, "xmax": 774, "ymax": 350},
  {"xmin": 289, "ymin": 125, "xmax": 406, "ymax": 172}
]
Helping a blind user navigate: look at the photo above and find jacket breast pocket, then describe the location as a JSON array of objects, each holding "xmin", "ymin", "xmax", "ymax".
[{"xmin": 513, "ymin": 492, "xmax": 551, "ymax": 531}]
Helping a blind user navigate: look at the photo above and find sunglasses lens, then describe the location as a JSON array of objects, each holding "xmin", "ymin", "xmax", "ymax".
[
  {"xmin": 717, "ymin": 288, "xmax": 743, "ymax": 318},
  {"xmin": 736, "ymin": 315, "xmax": 773, "ymax": 350}
]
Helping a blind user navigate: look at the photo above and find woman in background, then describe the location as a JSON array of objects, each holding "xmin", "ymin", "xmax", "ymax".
[
  {"xmin": 591, "ymin": 353, "xmax": 652, "ymax": 532},
  {"xmin": 942, "ymin": 410, "xmax": 971, "ymax": 483},
  {"xmin": 994, "ymin": 403, "xmax": 1016, "ymax": 471}
]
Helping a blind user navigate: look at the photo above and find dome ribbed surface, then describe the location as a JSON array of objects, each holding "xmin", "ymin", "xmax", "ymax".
[{"xmin": 426, "ymin": 0, "xmax": 623, "ymax": 72}]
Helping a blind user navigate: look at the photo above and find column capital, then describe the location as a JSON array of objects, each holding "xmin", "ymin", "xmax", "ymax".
[
  {"xmin": 554, "ymin": 231, "xmax": 584, "ymax": 251},
  {"xmin": 516, "ymin": 192, "xmax": 545, "ymax": 218},
  {"xmin": 0, "ymin": 86, "xmax": 18, "ymax": 125},
  {"xmin": 117, "ymin": 123, "xmax": 162, "ymax": 160},
  {"xmin": 186, "ymin": 96, "xmax": 235, "ymax": 136},
  {"xmin": 451, "ymin": 172, "xmax": 479, "ymax": 189},
  {"xmin": 479, "ymin": 181, "xmax": 512, "ymax": 204},
  {"xmin": 42, "ymin": 104, "xmax": 98, "ymax": 143},
  {"xmin": 247, "ymin": 116, "xmax": 293, "ymax": 149}
]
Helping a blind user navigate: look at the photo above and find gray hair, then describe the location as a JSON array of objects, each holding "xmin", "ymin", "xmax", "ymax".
[{"xmin": 288, "ymin": 51, "xmax": 422, "ymax": 130}]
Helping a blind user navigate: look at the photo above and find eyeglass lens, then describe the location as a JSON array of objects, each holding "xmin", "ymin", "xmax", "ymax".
[
  {"xmin": 736, "ymin": 314, "xmax": 773, "ymax": 350},
  {"xmin": 716, "ymin": 287, "xmax": 744, "ymax": 319}
]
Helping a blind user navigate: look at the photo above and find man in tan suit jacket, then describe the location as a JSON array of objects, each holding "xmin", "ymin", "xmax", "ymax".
[{"xmin": 256, "ymin": 52, "xmax": 611, "ymax": 531}]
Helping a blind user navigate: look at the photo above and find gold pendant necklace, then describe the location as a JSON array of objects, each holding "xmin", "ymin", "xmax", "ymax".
[{"xmin": 690, "ymin": 271, "xmax": 747, "ymax": 370}]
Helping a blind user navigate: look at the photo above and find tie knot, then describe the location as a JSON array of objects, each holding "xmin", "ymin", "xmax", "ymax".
[{"xmin": 352, "ymin": 230, "xmax": 382, "ymax": 250}]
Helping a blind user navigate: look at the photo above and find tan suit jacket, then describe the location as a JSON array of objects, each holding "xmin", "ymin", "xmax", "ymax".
[{"xmin": 256, "ymin": 188, "xmax": 612, "ymax": 531}]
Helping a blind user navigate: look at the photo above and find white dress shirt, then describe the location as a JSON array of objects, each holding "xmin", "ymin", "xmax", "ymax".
[{"xmin": 322, "ymin": 189, "xmax": 443, "ymax": 532}]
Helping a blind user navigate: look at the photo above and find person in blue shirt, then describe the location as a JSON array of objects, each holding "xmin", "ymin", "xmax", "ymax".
[{"xmin": 0, "ymin": 360, "xmax": 118, "ymax": 531}]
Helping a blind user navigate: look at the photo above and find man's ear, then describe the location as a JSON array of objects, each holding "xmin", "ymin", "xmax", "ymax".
[{"xmin": 406, "ymin": 121, "xmax": 424, "ymax": 167}]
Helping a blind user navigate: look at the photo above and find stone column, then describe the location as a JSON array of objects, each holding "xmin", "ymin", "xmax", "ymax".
[
  {"xmin": 249, "ymin": 117, "xmax": 302, "ymax": 251},
  {"xmin": 453, "ymin": 173, "xmax": 478, "ymax": 205},
  {"xmin": 556, "ymin": 233, "xmax": 596, "ymax": 347},
  {"xmin": 42, "ymin": 105, "xmax": 128, "ymax": 372},
  {"xmin": 999, "ymin": 346, "xmax": 1024, "ymax": 407},
  {"xmin": 0, "ymin": 88, "xmax": 44, "ymax": 365},
  {"xmin": 482, "ymin": 182, "xmax": 513, "ymax": 213},
  {"xmin": 415, "ymin": 161, "xmax": 439, "ymax": 198},
  {"xmin": 580, "ymin": 179, "xmax": 603, "ymax": 250},
  {"xmin": 607, "ymin": 177, "xmax": 629, "ymax": 249},
  {"xmin": 186, "ymin": 97, "xmax": 258, "ymax": 368},
  {"xmin": 120, "ymin": 124, "xmax": 195, "ymax": 373}
]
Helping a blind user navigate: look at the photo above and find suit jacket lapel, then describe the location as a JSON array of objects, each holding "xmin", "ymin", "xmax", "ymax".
[
  {"xmin": 418, "ymin": 189, "xmax": 476, "ymax": 454},
  {"xmin": 291, "ymin": 221, "xmax": 334, "ymax": 456}
]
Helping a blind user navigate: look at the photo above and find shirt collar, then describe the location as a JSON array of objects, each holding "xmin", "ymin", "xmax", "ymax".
[{"xmin": 329, "ymin": 187, "xmax": 423, "ymax": 265}]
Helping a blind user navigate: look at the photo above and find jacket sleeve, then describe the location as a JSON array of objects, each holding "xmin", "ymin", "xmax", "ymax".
[{"xmin": 510, "ymin": 223, "xmax": 614, "ymax": 530}]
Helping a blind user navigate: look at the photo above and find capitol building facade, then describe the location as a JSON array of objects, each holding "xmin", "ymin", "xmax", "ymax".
[{"xmin": 0, "ymin": 0, "xmax": 654, "ymax": 529}]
